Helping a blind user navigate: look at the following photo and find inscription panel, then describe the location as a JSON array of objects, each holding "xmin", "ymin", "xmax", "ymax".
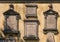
[
  {"xmin": 46, "ymin": 15, "xmax": 56, "ymax": 29},
  {"xmin": 26, "ymin": 7, "xmax": 36, "ymax": 15},
  {"xmin": 25, "ymin": 22, "xmax": 37, "ymax": 37},
  {"xmin": 7, "ymin": 16, "xmax": 17, "ymax": 31}
]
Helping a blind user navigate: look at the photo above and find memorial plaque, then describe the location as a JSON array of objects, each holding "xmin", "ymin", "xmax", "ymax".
[
  {"xmin": 25, "ymin": 22, "xmax": 38, "ymax": 37},
  {"xmin": 26, "ymin": 7, "xmax": 36, "ymax": 15},
  {"xmin": 46, "ymin": 15, "xmax": 56, "ymax": 29},
  {"xmin": 7, "ymin": 16, "xmax": 17, "ymax": 31}
]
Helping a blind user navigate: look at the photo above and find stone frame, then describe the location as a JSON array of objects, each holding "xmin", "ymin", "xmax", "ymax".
[
  {"xmin": 43, "ymin": 5, "xmax": 59, "ymax": 34},
  {"xmin": 25, "ymin": 4, "xmax": 38, "ymax": 18},
  {"xmin": 23, "ymin": 19, "xmax": 39, "ymax": 40}
]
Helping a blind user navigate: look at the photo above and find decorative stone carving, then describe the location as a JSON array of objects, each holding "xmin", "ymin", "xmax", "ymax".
[
  {"xmin": 26, "ymin": 4, "xmax": 38, "ymax": 18},
  {"xmin": 3, "ymin": 4, "xmax": 20, "ymax": 36},
  {"xmin": 47, "ymin": 32, "xmax": 55, "ymax": 42},
  {"xmin": 23, "ymin": 19, "xmax": 39, "ymax": 40},
  {"xmin": 43, "ymin": 4, "xmax": 59, "ymax": 34}
]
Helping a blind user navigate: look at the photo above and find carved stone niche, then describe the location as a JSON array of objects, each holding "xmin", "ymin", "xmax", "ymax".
[
  {"xmin": 25, "ymin": 4, "xmax": 38, "ymax": 18},
  {"xmin": 43, "ymin": 5, "xmax": 59, "ymax": 34},
  {"xmin": 3, "ymin": 4, "xmax": 20, "ymax": 36},
  {"xmin": 23, "ymin": 19, "xmax": 40, "ymax": 40}
]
